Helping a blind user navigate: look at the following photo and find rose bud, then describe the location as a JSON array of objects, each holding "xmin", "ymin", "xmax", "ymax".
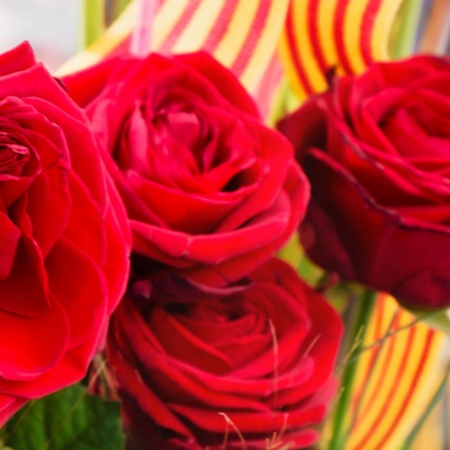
[
  {"xmin": 278, "ymin": 56, "xmax": 450, "ymax": 309},
  {"xmin": 0, "ymin": 42, "xmax": 130, "ymax": 425},
  {"xmin": 108, "ymin": 258, "xmax": 343, "ymax": 449},
  {"xmin": 62, "ymin": 52, "xmax": 309, "ymax": 287}
]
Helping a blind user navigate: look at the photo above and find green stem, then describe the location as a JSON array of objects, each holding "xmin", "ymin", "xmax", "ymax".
[
  {"xmin": 392, "ymin": 0, "xmax": 424, "ymax": 59},
  {"xmin": 82, "ymin": 0, "xmax": 106, "ymax": 48},
  {"xmin": 400, "ymin": 360, "xmax": 450, "ymax": 450},
  {"xmin": 328, "ymin": 289, "xmax": 377, "ymax": 450}
]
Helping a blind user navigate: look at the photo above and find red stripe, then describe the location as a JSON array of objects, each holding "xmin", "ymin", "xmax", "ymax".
[
  {"xmin": 349, "ymin": 296, "xmax": 388, "ymax": 428},
  {"xmin": 158, "ymin": 0, "xmax": 203, "ymax": 52},
  {"xmin": 353, "ymin": 326, "xmax": 417, "ymax": 450},
  {"xmin": 284, "ymin": 3, "xmax": 314, "ymax": 95},
  {"xmin": 360, "ymin": 0, "xmax": 382, "ymax": 66},
  {"xmin": 333, "ymin": 0, "xmax": 354, "ymax": 73},
  {"xmin": 374, "ymin": 330, "xmax": 435, "ymax": 450},
  {"xmin": 202, "ymin": 0, "xmax": 240, "ymax": 51},
  {"xmin": 307, "ymin": 0, "xmax": 329, "ymax": 74},
  {"xmin": 352, "ymin": 310, "xmax": 400, "ymax": 432},
  {"xmin": 229, "ymin": 0, "xmax": 272, "ymax": 76}
]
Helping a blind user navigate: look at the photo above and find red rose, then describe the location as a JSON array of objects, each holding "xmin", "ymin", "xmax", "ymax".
[
  {"xmin": 63, "ymin": 52, "xmax": 309, "ymax": 286},
  {"xmin": 0, "ymin": 42, "xmax": 130, "ymax": 425},
  {"xmin": 108, "ymin": 258, "xmax": 343, "ymax": 449},
  {"xmin": 278, "ymin": 56, "xmax": 450, "ymax": 309}
]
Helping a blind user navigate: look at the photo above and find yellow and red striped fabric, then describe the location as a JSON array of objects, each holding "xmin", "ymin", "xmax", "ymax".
[
  {"xmin": 344, "ymin": 294, "xmax": 449, "ymax": 450},
  {"xmin": 412, "ymin": 380, "xmax": 450, "ymax": 449},
  {"xmin": 279, "ymin": 0, "xmax": 405, "ymax": 99},
  {"xmin": 58, "ymin": 0, "xmax": 289, "ymax": 101}
]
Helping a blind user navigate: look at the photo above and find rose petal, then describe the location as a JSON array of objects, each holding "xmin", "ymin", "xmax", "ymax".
[
  {"xmin": 0, "ymin": 299, "xmax": 69, "ymax": 380},
  {"xmin": 301, "ymin": 149, "xmax": 450, "ymax": 308},
  {"xmin": 45, "ymin": 236, "xmax": 107, "ymax": 349},
  {"xmin": 0, "ymin": 212, "xmax": 21, "ymax": 279},
  {"xmin": 0, "ymin": 236, "xmax": 50, "ymax": 316}
]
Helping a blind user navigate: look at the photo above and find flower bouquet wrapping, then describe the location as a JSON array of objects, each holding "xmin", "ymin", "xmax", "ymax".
[{"xmin": 0, "ymin": 1, "xmax": 449, "ymax": 449}]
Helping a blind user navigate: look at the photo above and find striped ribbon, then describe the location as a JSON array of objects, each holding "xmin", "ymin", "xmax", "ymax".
[
  {"xmin": 58, "ymin": 0, "xmax": 289, "ymax": 101},
  {"xmin": 345, "ymin": 294, "xmax": 448, "ymax": 450},
  {"xmin": 279, "ymin": 0, "xmax": 405, "ymax": 98}
]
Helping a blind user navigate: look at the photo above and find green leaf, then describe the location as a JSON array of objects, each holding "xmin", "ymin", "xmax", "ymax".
[
  {"xmin": 2, "ymin": 384, "xmax": 124, "ymax": 450},
  {"xmin": 401, "ymin": 306, "xmax": 450, "ymax": 335},
  {"xmin": 423, "ymin": 308, "xmax": 450, "ymax": 334}
]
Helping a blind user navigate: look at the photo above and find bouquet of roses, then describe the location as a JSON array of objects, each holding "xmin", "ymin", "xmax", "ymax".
[{"xmin": 0, "ymin": 1, "xmax": 449, "ymax": 449}]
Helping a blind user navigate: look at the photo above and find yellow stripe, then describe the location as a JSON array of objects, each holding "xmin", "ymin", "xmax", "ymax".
[
  {"xmin": 240, "ymin": 0, "xmax": 289, "ymax": 91},
  {"xmin": 318, "ymin": 0, "xmax": 339, "ymax": 67},
  {"xmin": 278, "ymin": 0, "xmax": 341, "ymax": 99},
  {"xmin": 58, "ymin": 0, "xmax": 288, "ymax": 95},
  {"xmin": 212, "ymin": 0, "xmax": 260, "ymax": 68},
  {"xmin": 343, "ymin": 0, "xmax": 371, "ymax": 73},
  {"xmin": 348, "ymin": 301, "xmax": 404, "ymax": 447},
  {"xmin": 278, "ymin": 32, "xmax": 309, "ymax": 99},
  {"xmin": 384, "ymin": 331, "xmax": 443, "ymax": 449},
  {"xmin": 292, "ymin": 0, "xmax": 328, "ymax": 93},
  {"xmin": 346, "ymin": 295, "xmax": 448, "ymax": 449},
  {"xmin": 412, "ymin": 378, "xmax": 449, "ymax": 450},
  {"xmin": 152, "ymin": 0, "xmax": 191, "ymax": 50},
  {"xmin": 278, "ymin": 0, "xmax": 406, "ymax": 99},
  {"xmin": 371, "ymin": 0, "xmax": 404, "ymax": 61},
  {"xmin": 170, "ymin": 0, "xmax": 227, "ymax": 53}
]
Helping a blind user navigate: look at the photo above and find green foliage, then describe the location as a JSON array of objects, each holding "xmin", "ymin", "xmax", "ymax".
[
  {"xmin": 417, "ymin": 308, "xmax": 450, "ymax": 335},
  {"xmin": 1, "ymin": 384, "xmax": 124, "ymax": 450}
]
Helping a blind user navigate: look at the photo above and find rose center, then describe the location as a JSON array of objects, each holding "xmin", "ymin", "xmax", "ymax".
[
  {"xmin": 0, "ymin": 133, "xmax": 30, "ymax": 177},
  {"xmin": 166, "ymin": 298, "xmax": 247, "ymax": 323},
  {"xmin": 151, "ymin": 106, "xmax": 210, "ymax": 171}
]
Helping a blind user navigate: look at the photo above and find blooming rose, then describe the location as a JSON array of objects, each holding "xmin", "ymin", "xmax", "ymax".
[
  {"xmin": 108, "ymin": 258, "xmax": 343, "ymax": 449},
  {"xmin": 278, "ymin": 56, "xmax": 450, "ymax": 309},
  {"xmin": 0, "ymin": 42, "xmax": 130, "ymax": 425},
  {"xmin": 63, "ymin": 52, "xmax": 309, "ymax": 286}
]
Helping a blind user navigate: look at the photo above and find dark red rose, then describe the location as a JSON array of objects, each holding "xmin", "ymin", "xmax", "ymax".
[
  {"xmin": 278, "ymin": 56, "xmax": 450, "ymax": 309},
  {"xmin": 62, "ymin": 52, "xmax": 309, "ymax": 287},
  {"xmin": 0, "ymin": 42, "xmax": 131, "ymax": 425},
  {"xmin": 108, "ymin": 258, "xmax": 343, "ymax": 449}
]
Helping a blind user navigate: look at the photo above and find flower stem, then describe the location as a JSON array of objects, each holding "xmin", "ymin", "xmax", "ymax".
[
  {"xmin": 82, "ymin": 0, "xmax": 105, "ymax": 48},
  {"xmin": 328, "ymin": 289, "xmax": 377, "ymax": 450}
]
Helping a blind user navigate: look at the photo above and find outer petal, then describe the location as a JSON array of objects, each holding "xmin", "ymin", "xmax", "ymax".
[
  {"xmin": 301, "ymin": 149, "xmax": 450, "ymax": 308},
  {"xmin": 0, "ymin": 300, "xmax": 69, "ymax": 380},
  {"xmin": 0, "ymin": 395, "xmax": 27, "ymax": 428}
]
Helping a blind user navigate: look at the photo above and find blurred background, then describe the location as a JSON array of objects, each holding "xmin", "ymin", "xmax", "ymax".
[{"xmin": 0, "ymin": 0, "xmax": 79, "ymax": 72}]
